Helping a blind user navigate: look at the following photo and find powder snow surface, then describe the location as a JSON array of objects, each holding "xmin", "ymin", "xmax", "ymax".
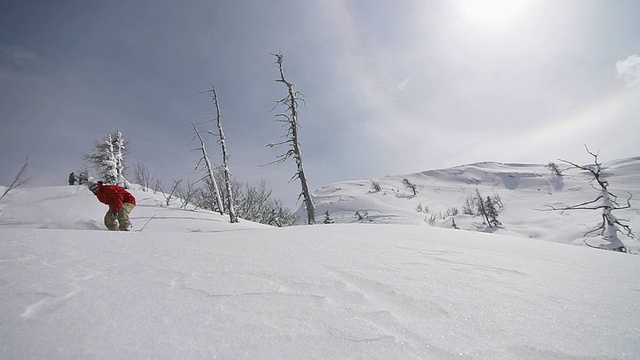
[{"xmin": 1, "ymin": 160, "xmax": 639, "ymax": 358}]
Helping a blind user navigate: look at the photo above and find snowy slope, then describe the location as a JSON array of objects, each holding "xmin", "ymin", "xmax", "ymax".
[
  {"xmin": 1, "ymin": 174, "xmax": 639, "ymax": 358},
  {"xmin": 0, "ymin": 184, "xmax": 268, "ymax": 233},
  {"xmin": 303, "ymin": 157, "xmax": 640, "ymax": 250}
]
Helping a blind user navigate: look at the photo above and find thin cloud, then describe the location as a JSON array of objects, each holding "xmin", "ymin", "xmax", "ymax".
[
  {"xmin": 398, "ymin": 76, "xmax": 411, "ymax": 90},
  {"xmin": 1, "ymin": 46, "xmax": 37, "ymax": 66},
  {"xmin": 616, "ymin": 54, "xmax": 640, "ymax": 86}
]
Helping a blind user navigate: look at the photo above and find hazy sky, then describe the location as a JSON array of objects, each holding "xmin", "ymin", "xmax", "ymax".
[{"xmin": 1, "ymin": 0, "xmax": 639, "ymax": 209}]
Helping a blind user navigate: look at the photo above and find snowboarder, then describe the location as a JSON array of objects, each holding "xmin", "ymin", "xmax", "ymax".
[
  {"xmin": 88, "ymin": 180, "xmax": 136, "ymax": 231},
  {"xmin": 68, "ymin": 172, "xmax": 76, "ymax": 185}
]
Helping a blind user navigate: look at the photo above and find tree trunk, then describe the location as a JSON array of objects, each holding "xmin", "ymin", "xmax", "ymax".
[
  {"xmin": 192, "ymin": 123, "xmax": 224, "ymax": 216},
  {"xmin": 210, "ymin": 86, "xmax": 238, "ymax": 223},
  {"xmin": 271, "ymin": 52, "xmax": 315, "ymax": 225}
]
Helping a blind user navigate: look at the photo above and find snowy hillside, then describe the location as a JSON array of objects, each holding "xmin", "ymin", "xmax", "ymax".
[
  {"xmin": 303, "ymin": 157, "xmax": 640, "ymax": 250},
  {"xmin": 0, "ymin": 184, "xmax": 268, "ymax": 233},
  {"xmin": 1, "ymin": 173, "xmax": 639, "ymax": 358}
]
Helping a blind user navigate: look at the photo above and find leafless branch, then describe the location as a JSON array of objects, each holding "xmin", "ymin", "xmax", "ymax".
[
  {"xmin": 0, "ymin": 157, "xmax": 31, "ymax": 201},
  {"xmin": 136, "ymin": 215, "xmax": 156, "ymax": 232},
  {"xmin": 553, "ymin": 147, "xmax": 636, "ymax": 252}
]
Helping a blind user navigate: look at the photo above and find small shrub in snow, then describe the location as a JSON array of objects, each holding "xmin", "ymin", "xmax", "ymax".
[
  {"xmin": 445, "ymin": 207, "xmax": 459, "ymax": 217},
  {"xmin": 416, "ymin": 203, "xmax": 429, "ymax": 213},
  {"xmin": 323, "ymin": 210, "xmax": 334, "ymax": 224},
  {"xmin": 484, "ymin": 196, "xmax": 501, "ymax": 227},
  {"xmin": 355, "ymin": 210, "xmax": 369, "ymax": 222},
  {"xmin": 371, "ymin": 180, "xmax": 382, "ymax": 192},
  {"xmin": 158, "ymin": 179, "xmax": 185, "ymax": 207},
  {"xmin": 462, "ymin": 196, "xmax": 476, "ymax": 215},
  {"xmin": 132, "ymin": 161, "xmax": 157, "ymax": 192},
  {"xmin": 547, "ymin": 162, "xmax": 563, "ymax": 177},
  {"xmin": 465, "ymin": 189, "xmax": 503, "ymax": 228},
  {"xmin": 403, "ymin": 178, "xmax": 418, "ymax": 196},
  {"xmin": 77, "ymin": 169, "xmax": 89, "ymax": 185}
]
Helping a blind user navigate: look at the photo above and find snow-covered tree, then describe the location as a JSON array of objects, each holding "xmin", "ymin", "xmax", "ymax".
[
  {"xmin": 472, "ymin": 189, "xmax": 502, "ymax": 228},
  {"xmin": 84, "ymin": 130, "xmax": 129, "ymax": 187},
  {"xmin": 267, "ymin": 52, "xmax": 315, "ymax": 225},
  {"xmin": 77, "ymin": 169, "xmax": 89, "ymax": 185},
  {"xmin": 112, "ymin": 131, "xmax": 127, "ymax": 186},
  {"xmin": 551, "ymin": 147, "xmax": 636, "ymax": 252}
]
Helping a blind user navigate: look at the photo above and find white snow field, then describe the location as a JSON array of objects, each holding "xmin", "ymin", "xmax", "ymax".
[
  {"xmin": 1, "ymin": 159, "xmax": 639, "ymax": 359},
  {"xmin": 302, "ymin": 158, "xmax": 640, "ymax": 249}
]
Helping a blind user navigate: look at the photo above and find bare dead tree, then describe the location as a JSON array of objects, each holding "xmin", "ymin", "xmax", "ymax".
[
  {"xmin": 192, "ymin": 122, "xmax": 224, "ymax": 215},
  {"xmin": 475, "ymin": 188, "xmax": 491, "ymax": 227},
  {"xmin": 266, "ymin": 52, "xmax": 315, "ymax": 224},
  {"xmin": 202, "ymin": 86, "xmax": 238, "ymax": 223},
  {"xmin": 549, "ymin": 147, "xmax": 636, "ymax": 252},
  {"xmin": 156, "ymin": 178, "xmax": 183, "ymax": 207},
  {"xmin": 132, "ymin": 160, "xmax": 157, "ymax": 192},
  {"xmin": 153, "ymin": 178, "xmax": 162, "ymax": 194},
  {"xmin": 1, "ymin": 157, "xmax": 31, "ymax": 201},
  {"xmin": 176, "ymin": 180, "xmax": 197, "ymax": 210}
]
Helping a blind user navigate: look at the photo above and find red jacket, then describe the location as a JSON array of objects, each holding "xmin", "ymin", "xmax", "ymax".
[{"xmin": 93, "ymin": 181, "xmax": 136, "ymax": 213}]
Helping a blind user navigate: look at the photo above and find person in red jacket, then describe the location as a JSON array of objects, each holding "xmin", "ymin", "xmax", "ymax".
[{"xmin": 88, "ymin": 180, "xmax": 136, "ymax": 231}]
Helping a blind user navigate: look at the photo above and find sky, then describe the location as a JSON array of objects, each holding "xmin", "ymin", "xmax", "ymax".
[
  {"xmin": 1, "ymin": 180, "xmax": 639, "ymax": 358},
  {"xmin": 1, "ymin": 0, "xmax": 639, "ymax": 209}
]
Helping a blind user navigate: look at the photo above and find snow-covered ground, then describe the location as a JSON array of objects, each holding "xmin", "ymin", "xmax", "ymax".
[
  {"xmin": 303, "ymin": 157, "xmax": 640, "ymax": 250},
  {"xmin": 1, "ymin": 159, "xmax": 639, "ymax": 358}
]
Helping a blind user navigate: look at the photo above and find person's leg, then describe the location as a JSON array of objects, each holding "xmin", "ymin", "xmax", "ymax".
[
  {"xmin": 118, "ymin": 203, "xmax": 135, "ymax": 231},
  {"xmin": 104, "ymin": 210, "xmax": 119, "ymax": 231}
]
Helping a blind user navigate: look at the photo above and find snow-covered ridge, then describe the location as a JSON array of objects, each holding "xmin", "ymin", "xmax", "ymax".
[{"xmin": 302, "ymin": 158, "xmax": 640, "ymax": 248}]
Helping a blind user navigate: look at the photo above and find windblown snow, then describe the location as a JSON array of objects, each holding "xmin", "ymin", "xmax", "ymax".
[{"xmin": 1, "ymin": 159, "xmax": 639, "ymax": 358}]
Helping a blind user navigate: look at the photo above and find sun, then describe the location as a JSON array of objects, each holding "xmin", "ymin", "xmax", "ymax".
[{"xmin": 461, "ymin": 0, "xmax": 528, "ymax": 22}]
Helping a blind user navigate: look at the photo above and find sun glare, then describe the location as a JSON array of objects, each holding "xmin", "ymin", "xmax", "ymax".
[{"xmin": 461, "ymin": 0, "xmax": 528, "ymax": 22}]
